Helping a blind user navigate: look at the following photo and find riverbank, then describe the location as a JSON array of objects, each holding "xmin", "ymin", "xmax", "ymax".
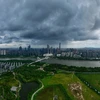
[{"xmin": 56, "ymin": 57, "xmax": 100, "ymax": 61}]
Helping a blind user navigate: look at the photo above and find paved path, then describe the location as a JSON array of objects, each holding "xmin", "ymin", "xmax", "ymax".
[
  {"xmin": 12, "ymin": 72, "xmax": 21, "ymax": 98},
  {"xmin": 31, "ymin": 80, "xmax": 44, "ymax": 100}
]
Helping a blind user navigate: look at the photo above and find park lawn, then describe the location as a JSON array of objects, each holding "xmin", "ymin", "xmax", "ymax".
[
  {"xmin": 35, "ymin": 84, "xmax": 69, "ymax": 100},
  {"xmin": 41, "ymin": 73, "xmax": 100, "ymax": 100},
  {"xmin": 76, "ymin": 73, "xmax": 100, "ymax": 91}
]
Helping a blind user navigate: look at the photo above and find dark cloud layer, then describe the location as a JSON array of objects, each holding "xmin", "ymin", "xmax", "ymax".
[{"xmin": 0, "ymin": 0, "xmax": 100, "ymax": 47}]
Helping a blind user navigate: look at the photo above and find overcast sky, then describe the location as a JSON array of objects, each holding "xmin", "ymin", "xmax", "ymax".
[{"xmin": 0, "ymin": 0, "xmax": 100, "ymax": 48}]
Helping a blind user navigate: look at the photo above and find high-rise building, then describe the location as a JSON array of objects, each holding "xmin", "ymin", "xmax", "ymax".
[
  {"xmin": 58, "ymin": 43, "xmax": 61, "ymax": 53},
  {"xmin": 47, "ymin": 44, "xmax": 50, "ymax": 53},
  {"xmin": 59, "ymin": 43, "xmax": 61, "ymax": 51},
  {"xmin": 28, "ymin": 45, "xmax": 31, "ymax": 51},
  {"xmin": 19, "ymin": 46, "xmax": 22, "ymax": 51},
  {"xmin": 50, "ymin": 47, "xmax": 53, "ymax": 53},
  {"xmin": 0, "ymin": 49, "xmax": 7, "ymax": 55}
]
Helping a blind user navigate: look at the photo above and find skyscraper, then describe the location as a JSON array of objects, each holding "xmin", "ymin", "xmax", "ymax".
[
  {"xmin": 19, "ymin": 46, "xmax": 22, "ymax": 51},
  {"xmin": 28, "ymin": 45, "xmax": 31, "ymax": 51},
  {"xmin": 47, "ymin": 44, "xmax": 50, "ymax": 53},
  {"xmin": 59, "ymin": 43, "xmax": 61, "ymax": 51}
]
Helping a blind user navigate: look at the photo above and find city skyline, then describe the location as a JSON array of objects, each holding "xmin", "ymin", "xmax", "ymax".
[{"xmin": 0, "ymin": 0, "xmax": 100, "ymax": 48}]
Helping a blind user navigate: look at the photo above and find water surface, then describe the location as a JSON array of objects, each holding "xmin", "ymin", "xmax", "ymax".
[
  {"xmin": 19, "ymin": 81, "xmax": 39, "ymax": 100},
  {"xmin": 42, "ymin": 58, "xmax": 100, "ymax": 67}
]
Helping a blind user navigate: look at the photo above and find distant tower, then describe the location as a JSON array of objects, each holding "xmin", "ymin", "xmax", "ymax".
[
  {"xmin": 28, "ymin": 45, "xmax": 31, "ymax": 51},
  {"xmin": 19, "ymin": 46, "xmax": 22, "ymax": 51},
  {"xmin": 47, "ymin": 44, "xmax": 50, "ymax": 53},
  {"xmin": 59, "ymin": 43, "xmax": 61, "ymax": 51},
  {"xmin": 50, "ymin": 47, "xmax": 53, "ymax": 54}
]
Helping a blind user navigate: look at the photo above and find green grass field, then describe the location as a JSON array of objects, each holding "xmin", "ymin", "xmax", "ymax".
[
  {"xmin": 35, "ymin": 84, "xmax": 70, "ymax": 100},
  {"xmin": 76, "ymin": 73, "xmax": 100, "ymax": 92},
  {"xmin": 35, "ymin": 73, "xmax": 100, "ymax": 100}
]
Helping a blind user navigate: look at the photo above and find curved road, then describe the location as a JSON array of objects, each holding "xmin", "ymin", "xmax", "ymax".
[{"xmin": 31, "ymin": 80, "xmax": 44, "ymax": 100}]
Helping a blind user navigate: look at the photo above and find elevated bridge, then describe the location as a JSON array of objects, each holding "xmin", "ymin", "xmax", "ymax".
[{"xmin": 28, "ymin": 57, "xmax": 49, "ymax": 66}]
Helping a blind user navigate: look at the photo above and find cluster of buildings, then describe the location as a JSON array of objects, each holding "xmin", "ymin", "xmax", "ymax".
[
  {"xmin": 0, "ymin": 62, "xmax": 24, "ymax": 74},
  {"xmin": 1, "ymin": 44, "xmax": 100, "ymax": 59},
  {"xmin": 59, "ymin": 48, "xmax": 100, "ymax": 59},
  {"xmin": 0, "ymin": 43, "xmax": 61, "ymax": 57}
]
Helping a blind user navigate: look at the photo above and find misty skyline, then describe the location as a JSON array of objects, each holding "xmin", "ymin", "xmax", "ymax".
[{"xmin": 0, "ymin": 0, "xmax": 100, "ymax": 48}]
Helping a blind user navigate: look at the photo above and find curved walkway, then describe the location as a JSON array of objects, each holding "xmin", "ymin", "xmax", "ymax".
[
  {"xmin": 31, "ymin": 80, "xmax": 44, "ymax": 100},
  {"xmin": 12, "ymin": 72, "xmax": 21, "ymax": 98}
]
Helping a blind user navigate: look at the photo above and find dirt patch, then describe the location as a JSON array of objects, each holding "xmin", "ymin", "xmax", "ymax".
[{"xmin": 68, "ymin": 83, "xmax": 84, "ymax": 100}]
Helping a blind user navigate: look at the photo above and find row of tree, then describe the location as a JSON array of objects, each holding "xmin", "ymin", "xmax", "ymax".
[{"xmin": 44, "ymin": 64, "xmax": 100, "ymax": 72}]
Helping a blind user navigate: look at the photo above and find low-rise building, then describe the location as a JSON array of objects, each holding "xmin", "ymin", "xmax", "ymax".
[{"xmin": 11, "ymin": 86, "xmax": 18, "ymax": 92}]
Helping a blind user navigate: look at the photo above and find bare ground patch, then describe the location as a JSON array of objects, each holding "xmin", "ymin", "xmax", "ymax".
[{"xmin": 68, "ymin": 82, "xmax": 84, "ymax": 100}]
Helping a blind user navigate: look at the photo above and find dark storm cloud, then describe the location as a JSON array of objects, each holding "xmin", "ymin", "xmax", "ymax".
[
  {"xmin": 92, "ymin": 18, "xmax": 100, "ymax": 30},
  {"xmin": 0, "ymin": 0, "xmax": 100, "ymax": 46}
]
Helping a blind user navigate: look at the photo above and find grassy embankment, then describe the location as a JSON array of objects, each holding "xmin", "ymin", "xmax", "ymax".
[
  {"xmin": 76, "ymin": 73, "xmax": 100, "ymax": 94},
  {"xmin": 35, "ymin": 84, "xmax": 70, "ymax": 100},
  {"xmin": 35, "ymin": 73, "xmax": 100, "ymax": 100}
]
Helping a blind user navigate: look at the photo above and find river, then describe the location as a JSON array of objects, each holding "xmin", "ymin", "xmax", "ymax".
[
  {"xmin": 0, "ymin": 57, "xmax": 100, "ymax": 67},
  {"xmin": 19, "ymin": 81, "xmax": 39, "ymax": 100},
  {"xmin": 42, "ymin": 58, "xmax": 100, "ymax": 67}
]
